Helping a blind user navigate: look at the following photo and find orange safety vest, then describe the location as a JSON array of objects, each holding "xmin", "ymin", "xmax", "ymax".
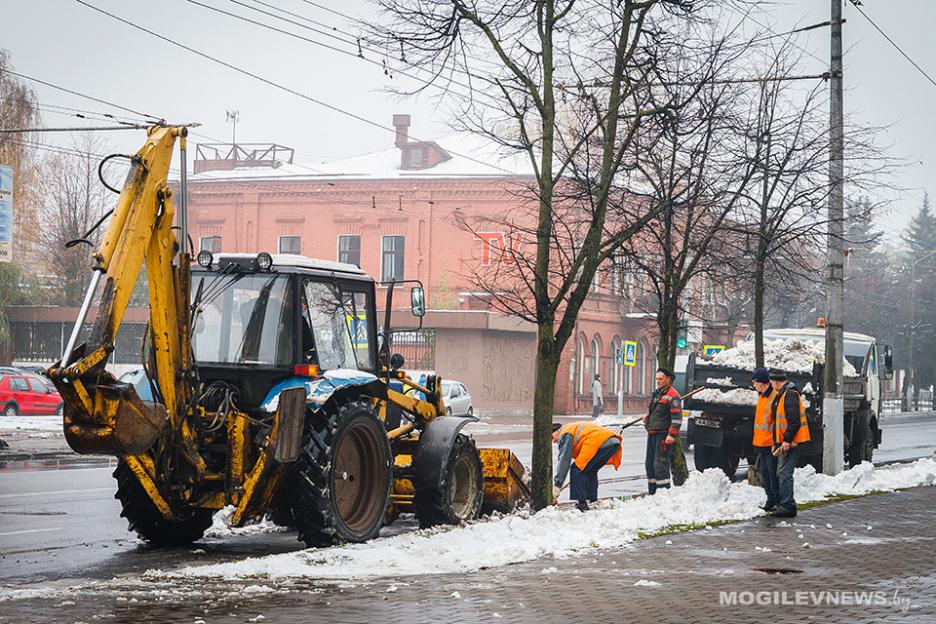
[
  {"xmin": 752, "ymin": 388, "xmax": 776, "ymax": 447},
  {"xmin": 558, "ymin": 421, "xmax": 623, "ymax": 471},
  {"xmin": 772, "ymin": 389, "xmax": 811, "ymax": 445}
]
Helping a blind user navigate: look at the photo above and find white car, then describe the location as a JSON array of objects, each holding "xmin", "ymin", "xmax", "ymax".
[{"xmin": 442, "ymin": 380, "xmax": 474, "ymax": 418}]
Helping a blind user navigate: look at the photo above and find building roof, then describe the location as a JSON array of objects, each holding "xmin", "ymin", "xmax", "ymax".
[{"xmin": 189, "ymin": 132, "xmax": 537, "ymax": 183}]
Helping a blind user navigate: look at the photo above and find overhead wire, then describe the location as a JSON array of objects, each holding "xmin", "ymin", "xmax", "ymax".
[
  {"xmin": 848, "ymin": 1, "xmax": 936, "ymax": 89},
  {"xmin": 74, "ymin": 0, "xmax": 516, "ymax": 175},
  {"xmin": 2, "ymin": 68, "xmax": 165, "ymax": 123}
]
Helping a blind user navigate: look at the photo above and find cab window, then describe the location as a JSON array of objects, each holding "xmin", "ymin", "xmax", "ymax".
[{"xmin": 302, "ymin": 279, "xmax": 375, "ymax": 372}]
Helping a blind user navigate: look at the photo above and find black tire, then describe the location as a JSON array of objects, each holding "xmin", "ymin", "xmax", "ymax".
[
  {"xmin": 848, "ymin": 412, "xmax": 875, "ymax": 467},
  {"xmin": 414, "ymin": 433, "xmax": 484, "ymax": 528},
  {"xmin": 694, "ymin": 444, "xmax": 715, "ymax": 471},
  {"xmin": 292, "ymin": 399, "xmax": 392, "ymax": 548},
  {"xmin": 3, "ymin": 403, "xmax": 17, "ymax": 417},
  {"xmin": 725, "ymin": 454, "xmax": 742, "ymax": 479},
  {"xmin": 266, "ymin": 489, "xmax": 296, "ymax": 529},
  {"xmin": 113, "ymin": 461, "xmax": 213, "ymax": 546}
]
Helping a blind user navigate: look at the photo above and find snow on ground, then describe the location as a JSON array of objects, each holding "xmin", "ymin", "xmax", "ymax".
[
  {"xmin": 160, "ymin": 458, "xmax": 936, "ymax": 582},
  {"xmin": 699, "ymin": 339, "xmax": 857, "ymax": 377},
  {"xmin": 692, "ymin": 388, "xmax": 759, "ymax": 406},
  {"xmin": 0, "ymin": 415, "xmax": 62, "ymax": 438},
  {"xmin": 204, "ymin": 507, "xmax": 288, "ymax": 539}
]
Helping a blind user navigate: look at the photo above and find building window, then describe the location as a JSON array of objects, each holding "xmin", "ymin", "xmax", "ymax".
[
  {"xmin": 576, "ymin": 337, "xmax": 586, "ymax": 395},
  {"xmin": 338, "ymin": 235, "xmax": 361, "ymax": 267},
  {"xmin": 381, "ymin": 236, "xmax": 405, "ymax": 282},
  {"xmin": 279, "ymin": 236, "xmax": 301, "ymax": 254},
  {"xmin": 590, "ymin": 337, "xmax": 600, "ymax": 387},
  {"xmin": 200, "ymin": 236, "xmax": 222, "ymax": 253}
]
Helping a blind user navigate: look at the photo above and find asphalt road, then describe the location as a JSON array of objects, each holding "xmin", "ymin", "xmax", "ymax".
[{"xmin": 1, "ymin": 411, "xmax": 934, "ymax": 588}]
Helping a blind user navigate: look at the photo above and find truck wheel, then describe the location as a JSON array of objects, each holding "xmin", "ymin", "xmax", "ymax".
[
  {"xmin": 292, "ymin": 399, "xmax": 392, "ymax": 547},
  {"xmin": 113, "ymin": 461, "xmax": 213, "ymax": 546},
  {"xmin": 848, "ymin": 413, "xmax": 874, "ymax": 467},
  {"xmin": 414, "ymin": 433, "xmax": 483, "ymax": 528},
  {"xmin": 694, "ymin": 444, "xmax": 714, "ymax": 471},
  {"xmin": 724, "ymin": 454, "xmax": 741, "ymax": 479}
]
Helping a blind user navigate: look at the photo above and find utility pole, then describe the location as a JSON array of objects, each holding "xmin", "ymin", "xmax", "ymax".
[
  {"xmin": 226, "ymin": 110, "xmax": 239, "ymax": 144},
  {"xmin": 823, "ymin": 0, "xmax": 845, "ymax": 475}
]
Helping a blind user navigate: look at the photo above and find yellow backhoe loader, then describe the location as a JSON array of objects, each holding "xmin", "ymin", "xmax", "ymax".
[{"xmin": 48, "ymin": 126, "xmax": 527, "ymax": 547}]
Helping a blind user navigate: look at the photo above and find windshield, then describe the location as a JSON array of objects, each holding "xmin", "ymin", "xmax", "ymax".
[{"xmin": 192, "ymin": 273, "xmax": 294, "ymax": 366}]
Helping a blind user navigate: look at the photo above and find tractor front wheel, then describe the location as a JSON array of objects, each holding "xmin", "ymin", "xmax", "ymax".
[{"xmin": 414, "ymin": 433, "xmax": 483, "ymax": 528}]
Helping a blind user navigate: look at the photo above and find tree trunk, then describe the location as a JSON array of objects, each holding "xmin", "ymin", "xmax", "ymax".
[
  {"xmin": 656, "ymin": 300, "xmax": 680, "ymax": 370},
  {"xmin": 754, "ymin": 250, "xmax": 766, "ymax": 368},
  {"xmin": 530, "ymin": 322, "xmax": 560, "ymax": 511}
]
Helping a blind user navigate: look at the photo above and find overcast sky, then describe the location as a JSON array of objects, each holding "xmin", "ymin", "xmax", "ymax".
[{"xmin": 3, "ymin": 0, "xmax": 934, "ymax": 244}]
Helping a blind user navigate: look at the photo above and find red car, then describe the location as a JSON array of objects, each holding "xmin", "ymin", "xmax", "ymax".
[{"xmin": 0, "ymin": 374, "xmax": 63, "ymax": 416}]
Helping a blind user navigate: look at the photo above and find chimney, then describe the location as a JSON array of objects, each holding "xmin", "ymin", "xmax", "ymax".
[{"xmin": 393, "ymin": 114, "xmax": 410, "ymax": 147}]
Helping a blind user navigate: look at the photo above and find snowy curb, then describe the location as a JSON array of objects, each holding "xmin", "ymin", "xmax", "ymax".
[{"xmin": 158, "ymin": 458, "xmax": 936, "ymax": 581}]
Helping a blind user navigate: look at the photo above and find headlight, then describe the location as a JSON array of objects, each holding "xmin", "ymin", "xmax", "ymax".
[
  {"xmin": 196, "ymin": 250, "xmax": 213, "ymax": 268},
  {"xmin": 256, "ymin": 252, "xmax": 273, "ymax": 271}
]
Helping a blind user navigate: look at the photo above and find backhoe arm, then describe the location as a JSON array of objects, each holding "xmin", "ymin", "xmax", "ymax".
[{"xmin": 48, "ymin": 126, "xmax": 190, "ymax": 457}]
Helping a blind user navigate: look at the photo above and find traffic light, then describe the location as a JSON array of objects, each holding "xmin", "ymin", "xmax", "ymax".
[{"xmin": 676, "ymin": 324, "xmax": 688, "ymax": 349}]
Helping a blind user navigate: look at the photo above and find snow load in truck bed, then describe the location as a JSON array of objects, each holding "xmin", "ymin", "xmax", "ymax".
[
  {"xmin": 698, "ymin": 338, "xmax": 858, "ymax": 377},
  {"xmin": 692, "ymin": 387, "xmax": 760, "ymax": 406}
]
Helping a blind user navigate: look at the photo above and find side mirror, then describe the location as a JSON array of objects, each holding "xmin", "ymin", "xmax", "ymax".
[
  {"xmin": 410, "ymin": 286, "xmax": 425, "ymax": 318},
  {"xmin": 390, "ymin": 353, "xmax": 405, "ymax": 370},
  {"xmin": 883, "ymin": 345, "xmax": 894, "ymax": 380}
]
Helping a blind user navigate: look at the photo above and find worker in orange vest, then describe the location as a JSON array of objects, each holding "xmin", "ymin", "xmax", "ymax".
[
  {"xmin": 767, "ymin": 368, "xmax": 811, "ymax": 517},
  {"xmin": 552, "ymin": 421, "xmax": 623, "ymax": 511},
  {"xmin": 751, "ymin": 367, "xmax": 780, "ymax": 513}
]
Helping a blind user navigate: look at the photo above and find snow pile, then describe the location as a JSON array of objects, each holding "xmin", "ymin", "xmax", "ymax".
[
  {"xmin": 692, "ymin": 388, "xmax": 759, "ymax": 406},
  {"xmin": 0, "ymin": 415, "xmax": 63, "ymax": 439},
  {"xmin": 705, "ymin": 377, "xmax": 734, "ymax": 385},
  {"xmin": 161, "ymin": 459, "xmax": 936, "ymax": 581},
  {"xmin": 700, "ymin": 339, "xmax": 857, "ymax": 377},
  {"xmin": 204, "ymin": 506, "xmax": 288, "ymax": 539}
]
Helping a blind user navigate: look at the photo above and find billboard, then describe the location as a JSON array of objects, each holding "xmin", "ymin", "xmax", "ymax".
[{"xmin": 0, "ymin": 164, "xmax": 12, "ymax": 263}]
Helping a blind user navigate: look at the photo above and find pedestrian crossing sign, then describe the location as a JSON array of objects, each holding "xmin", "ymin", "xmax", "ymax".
[
  {"xmin": 703, "ymin": 344, "xmax": 725, "ymax": 356},
  {"xmin": 346, "ymin": 314, "xmax": 368, "ymax": 347},
  {"xmin": 624, "ymin": 340, "xmax": 637, "ymax": 367}
]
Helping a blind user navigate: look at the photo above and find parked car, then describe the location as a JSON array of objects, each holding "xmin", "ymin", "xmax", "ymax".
[
  {"xmin": 13, "ymin": 364, "xmax": 51, "ymax": 379},
  {"xmin": 442, "ymin": 379, "xmax": 474, "ymax": 417},
  {"xmin": 0, "ymin": 373, "xmax": 63, "ymax": 416}
]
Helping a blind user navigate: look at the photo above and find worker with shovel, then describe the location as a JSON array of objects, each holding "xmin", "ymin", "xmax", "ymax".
[{"xmin": 552, "ymin": 421, "xmax": 622, "ymax": 511}]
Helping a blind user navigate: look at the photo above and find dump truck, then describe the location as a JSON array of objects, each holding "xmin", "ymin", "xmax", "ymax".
[
  {"xmin": 48, "ymin": 126, "xmax": 527, "ymax": 547},
  {"xmin": 684, "ymin": 327, "xmax": 893, "ymax": 477}
]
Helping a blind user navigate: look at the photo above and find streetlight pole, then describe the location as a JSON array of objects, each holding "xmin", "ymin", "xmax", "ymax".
[{"xmin": 908, "ymin": 249, "xmax": 936, "ymax": 410}]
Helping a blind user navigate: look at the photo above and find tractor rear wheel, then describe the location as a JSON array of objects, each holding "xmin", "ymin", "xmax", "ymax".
[
  {"xmin": 113, "ymin": 461, "xmax": 213, "ymax": 546},
  {"xmin": 414, "ymin": 433, "xmax": 483, "ymax": 528},
  {"xmin": 292, "ymin": 399, "xmax": 392, "ymax": 547}
]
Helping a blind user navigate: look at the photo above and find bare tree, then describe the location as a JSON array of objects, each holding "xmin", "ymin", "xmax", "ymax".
[
  {"xmin": 371, "ymin": 0, "xmax": 715, "ymax": 508},
  {"xmin": 33, "ymin": 134, "xmax": 114, "ymax": 306}
]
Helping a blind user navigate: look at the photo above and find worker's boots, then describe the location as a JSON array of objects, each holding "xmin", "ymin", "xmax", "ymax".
[{"xmin": 575, "ymin": 500, "xmax": 589, "ymax": 512}]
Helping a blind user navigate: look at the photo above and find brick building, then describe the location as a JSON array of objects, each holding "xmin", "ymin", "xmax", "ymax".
[{"xmin": 179, "ymin": 114, "xmax": 681, "ymax": 416}]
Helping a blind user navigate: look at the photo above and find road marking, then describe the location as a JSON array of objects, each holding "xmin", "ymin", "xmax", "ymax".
[
  {"xmin": 0, "ymin": 527, "xmax": 62, "ymax": 537},
  {"xmin": 0, "ymin": 487, "xmax": 113, "ymax": 499}
]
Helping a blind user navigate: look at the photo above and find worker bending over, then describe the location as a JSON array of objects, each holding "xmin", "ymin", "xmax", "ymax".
[{"xmin": 552, "ymin": 421, "xmax": 622, "ymax": 511}]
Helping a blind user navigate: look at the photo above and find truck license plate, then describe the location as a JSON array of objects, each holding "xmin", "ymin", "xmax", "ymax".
[{"xmin": 695, "ymin": 418, "xmax": 721, "ymax": 429}]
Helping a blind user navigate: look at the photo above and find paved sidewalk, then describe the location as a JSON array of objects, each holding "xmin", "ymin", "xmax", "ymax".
[{"xmin": 3, "ymin": 486, "xmax": 934, "ymax": 623}]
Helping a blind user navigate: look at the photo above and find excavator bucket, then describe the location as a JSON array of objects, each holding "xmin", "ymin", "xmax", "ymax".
[{"xmin": 478, "ymin": 447, "xmax": 529, "ymax": 515}]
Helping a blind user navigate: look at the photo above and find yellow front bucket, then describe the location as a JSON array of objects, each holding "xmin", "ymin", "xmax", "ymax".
[{"xmin": 478, "ymin": 447, "xmax": 529, "ymax": 515}]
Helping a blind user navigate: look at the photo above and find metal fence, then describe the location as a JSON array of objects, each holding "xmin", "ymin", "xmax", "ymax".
[
  {"xmin": 390, "ymin": 329, "xmax": 436, "ymax": 370},
  {"xmin": 882, "ymin": 394, "xmax": 934, "ymax": 414},
  {"xmin": 10, "ymin": 321, "xmax": 148, "ymax": 366}
]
